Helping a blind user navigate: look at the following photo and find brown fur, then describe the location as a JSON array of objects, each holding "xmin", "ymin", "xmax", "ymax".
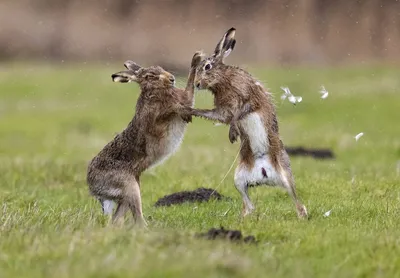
[
  {"xmin": 189, "ymin": 28, "xmax": 308, "ymax": 218},
  {"xmin": 194, "ymin": 66, "xmax": 281, "ymax": 169},
  {"xmin": 87, "ymin": 54, "xmax": 202, "ymax": 226}
]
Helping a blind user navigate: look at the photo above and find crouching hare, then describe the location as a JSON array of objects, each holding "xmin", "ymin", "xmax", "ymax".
[
  {"xmin": 87, "ymin": 54, "xmax": 202, "ymax": 226},
  {"xmin": 189, "ymin": 28, "xmax": 308, "ymax": 218}
]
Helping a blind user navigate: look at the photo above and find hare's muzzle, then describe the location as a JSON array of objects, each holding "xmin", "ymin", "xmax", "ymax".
[
  {"xmin": 195, "ymin": 81, "xmax": 201, "ymax": 89},
  {"xmin": 160, "ymin": 73, "xmax": 175, "ymax": 86}
]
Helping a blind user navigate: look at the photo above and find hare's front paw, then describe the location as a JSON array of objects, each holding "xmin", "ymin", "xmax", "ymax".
[
  {"xmin": 181, "ymin": 114, "xmax": 192, "ymax": 123},
  {"xmin": 191, "ymin": 51, "xmax": 204, "ymax": 68},
  {"xmin": 180, "ymin": 108, "xmax": 193, "ymax": 123},
  {"xmin": 229, "ymin": 123, "xmax": 240, "ymax": 143}
]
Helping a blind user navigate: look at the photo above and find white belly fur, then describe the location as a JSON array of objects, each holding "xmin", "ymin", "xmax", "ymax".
[
  {"xmin": 235, "ymin": 155, "xmax": 283, "ymax": 187},
  {"xmin": 150, "ymin": 117, "xmax": 186, "ymax": 169},
  {"xmin": 236, "ymin": 113, "xmax": 283, "ymax": 187},
  {"xmin": 240, "ymin": 113, "xmax": 268, "ymax": 156}
]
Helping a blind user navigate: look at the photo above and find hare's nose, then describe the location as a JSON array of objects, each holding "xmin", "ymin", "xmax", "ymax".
[
  {"xmin": 195, "ymin": 82, "xmax": 201, "ymax": 89},
  {"xmin": 169, "ymin": 76, "xmax": 175, "ymax": 84}
]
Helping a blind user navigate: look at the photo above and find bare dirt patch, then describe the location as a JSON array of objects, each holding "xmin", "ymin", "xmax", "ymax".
[
  {"xmin": 286, "ymin": 146, "xmax": 335, "ymax": 159},
  {"xmin": 196, "ymin": 227, "xmax": 256, "ymax": 244},
  {"xmin": 154, "ymin": 187, "xmax": 228, "ymax": 207}
]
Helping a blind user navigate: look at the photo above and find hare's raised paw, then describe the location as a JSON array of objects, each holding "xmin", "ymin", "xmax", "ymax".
[
  {"xmin": 191, "ymin": 51, "xmax": 205, "ymax": 68},
  {"xmin": 229, "ymin": 123, "xmax": 240, "ymax": 143},
  {"xmin": 181, "ymin": 114, "xmax": 192, "ymax": 123},
  {"xmin": 180, "ymin": 107, "xmax": 193, "ymax": 123}
]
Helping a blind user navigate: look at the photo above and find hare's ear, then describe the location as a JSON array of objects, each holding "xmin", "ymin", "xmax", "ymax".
[
  {"xmin": 213, "ymin": 27, "xmax": 236, "ymax": 61},
  {"xmin": 124, "ymin": 60, "xmax": 142, "ymax": 72},
  {"xmin": 111, "ymin": 70, "xmax": 138, "ymax": 83}
]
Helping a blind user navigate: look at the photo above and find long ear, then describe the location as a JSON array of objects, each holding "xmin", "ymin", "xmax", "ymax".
[
  {"xmin": 124, "ymin": 60, "xmax": 142, "ymax": 72},
  {"xmin": 213, "ymin": 27, "xmax": 236, "ymax": 61},
  {"xmin": 111, "ymin": 70, "xmax": 138, "ymax": 83}
]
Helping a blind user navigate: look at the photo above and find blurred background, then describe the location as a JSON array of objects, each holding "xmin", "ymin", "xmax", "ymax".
[{"xmin": 1, "ymin": 0, "xmax": 400, "ymax": 70}]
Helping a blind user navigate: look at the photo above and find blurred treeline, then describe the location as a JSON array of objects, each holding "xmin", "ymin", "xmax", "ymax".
[{"xmin": 0, "ymin": 0, "xmax": 399, "ymax": 68}]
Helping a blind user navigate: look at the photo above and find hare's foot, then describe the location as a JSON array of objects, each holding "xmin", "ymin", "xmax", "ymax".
[
  {"xmin": 296, "ymin": 203, "xmax": 308, "ymax": 219},
  {"xmin": 112, "ymin": 202, "xmax": 129, "ymax": 226},
  {"xmin": 242, "ymin": 202, "xmax": 255, "ymax": 217}
]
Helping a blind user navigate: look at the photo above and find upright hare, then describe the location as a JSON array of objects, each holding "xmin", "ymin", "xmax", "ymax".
[
  {"xmin": 189, "ymin": 28, "xmax": 308, "ymax": 218},
  {"xmin": 87, "ymin": 55, "xmax": 201, "ymax": 226}
]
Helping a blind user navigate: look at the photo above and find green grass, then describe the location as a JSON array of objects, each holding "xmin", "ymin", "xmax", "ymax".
[{"xmin": 1, "ymin": 63, "xmax": 400, "ymax": 278}]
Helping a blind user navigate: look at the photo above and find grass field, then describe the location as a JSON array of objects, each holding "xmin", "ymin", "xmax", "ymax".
[{"xmin": 1, "ymin": 63, "xmax": 399, "ymax": 277}]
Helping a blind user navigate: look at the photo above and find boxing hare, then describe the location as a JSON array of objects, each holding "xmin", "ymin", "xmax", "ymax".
[
  {"xmin": 87, "ymin": 54, "xmax": 202, "ymax": 226},
  {"xmin": 189, "ymin": 28, "xmax": 308, "ymax": 218}
]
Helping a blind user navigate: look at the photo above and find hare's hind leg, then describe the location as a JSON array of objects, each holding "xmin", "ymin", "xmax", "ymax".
[
  {"xmin": 112, "ymin": 202, "xmax": 129, "ymax": 225},
  {"xmin": 125, "ymin": 178, "xmax": 147, "ymax": 227},
  {"xmin": 111, "ymin": 178, "xmax": 147, "ymax": 227},
  {"xmin": 234, "ymin": 165, "xmax": 255, "ymax": 216},
  {"xmin": 281, "ymin": 176, "xmax": 308, "ymax": 218},
  {"xmin": 279, "ymin": 152, "xmax": 308, "ymax": 219}
]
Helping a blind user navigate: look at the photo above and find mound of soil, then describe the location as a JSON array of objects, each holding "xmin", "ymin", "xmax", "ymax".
[
  {"xmin": 196, "ymin": 227, "xmax": 256, "ymax": 244},
  {"xmin": 154, "ymin": 187, "xmax": 227, "ymax": 207},
  {"xmin": 285, "ymin": 146, "xmax": 335, "ymax": 159}
]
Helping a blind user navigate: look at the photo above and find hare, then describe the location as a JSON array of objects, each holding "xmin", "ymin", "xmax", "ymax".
[
  {"xmin": 188, "ymin": 28, "xmax": 308, "ymax": 218},
  {"xmin": 87, "ymin": 54, "xmax": 202, "ymax": 226}
]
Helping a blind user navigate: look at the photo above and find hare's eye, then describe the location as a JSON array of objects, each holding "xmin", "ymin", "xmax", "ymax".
[{"xmin": 204, "ymin": 63, "xmax": 212, "ymax": 71}]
